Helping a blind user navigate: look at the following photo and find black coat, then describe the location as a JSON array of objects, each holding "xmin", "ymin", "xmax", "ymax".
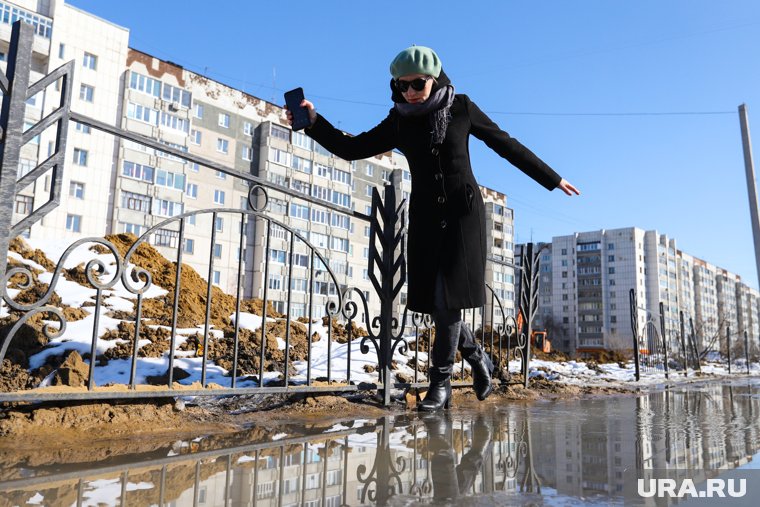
[{"xmin": 306, "ymin": 94, "xmax": 562, "ymax": 313}]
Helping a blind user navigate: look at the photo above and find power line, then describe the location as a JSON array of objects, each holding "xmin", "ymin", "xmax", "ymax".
[{"xmin": 486, "ymin": 110, "xmax": 736, "ymax": 117}]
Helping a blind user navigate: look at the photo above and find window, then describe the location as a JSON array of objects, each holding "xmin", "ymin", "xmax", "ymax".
[
  {"xmin": 366, "ymin": 184, "xmax": 373, "ymax": 197},
  {"xmin": 269, "ymin": 148, "xmax": 291, "ymax": 166},
  {"xmin": 332, "ymin": 168, "xmax": 351, "ymax": 185},
  {"xmin": 66, "ymin": 214, "xmax": 81, "ymax": 232},
  {"xmin": 215, "ymin": 216, "xmax": 224, "ymax": 232},
  {"xmin": 218, "ymin": 113, "xmax": 230, "ymax": 128},
  {"xmin": 268, "ymin": 275, "xmax": 283, "ymax": 291},
  {"xmin": 79, "ymin": 84, "xmax": 94, "ymax": 102},
  {"xmin": 331, "ymin": 213, "xmax": 350, "ymax": 230},
  {"xmin": 290, "ymin": 203, "xmax": 309, "ymax": 220},
  {"xmin": 162, "ymin": 83, "xmax": 192, "ymax": 108},
  {"xmin": 190, "ymin": 129, "xmax": 202, "ymax": 145},
  {"xmin": 291, "ymin": 155, "xmax": 312, "ymax": 174},
  {"xmin": 292, "ymin": 131, "xmax": 312, "ymax": 150},
  {"xmin": 269, "ymin": 249, "xmax": 286, "ymax": 263},
  {"xmin": 186, "ymin": 182, "xmax": 198, "ymax": 198},
  {"xmin": 121, "ymin": 222, "xmax": 142, "ymax": 236},
  {"xmin": 193, "ymin": 102, "xmax": 204, "ymax": 118},
  {"xmin": 214, "ymin": 190, "xmax": 225, "ymax": 205},
  {"xmin": 73, "ymin": 148, "xmax": 88, "ymax": 166},
  {"xmin": 183, "ymin": 238, "xmax": 194, "ymax": 254},
  {"xmin": 608, "ymin": 243, "xmax": 615, "ymax": 250},
  {"xmin": 75, "ymin": 122, "xmax": 91, "ymax": 134},
  {"xmin": 14, "ymin": 195, "xmax": 32, "ymax": 214},
  {"xmin": 366, "ymin": 163, "xmax": 374, "ymax": 176},
  {"xmin": 243, "ymin": 121, "xmax": 253, "ymax": 135},
  {"xmin": 213, "ymin": 243, "xmax": 223, "ymax": 258},
  {"xmin": 332, "ymin": 190, "xmax": 351, "ymax": 208},
  {"xmin": 69, "ymin": 181, "xmax": 85, "ymax": 199},
  {"xmin": 364, "ymin": 226, "xmax": 370, "ymax": 238},
  {"xmin": 213, "ymin": 271, "xmax": 221, "ymax": 285},
  {"xmin": 160, "ymin": 112, "xmax": 190, "ymax": 133},
  {"xmin": 122, "ymin": 191, "xmax": 151, "ymax": 212},
  {"xmin": 153, "ymin": 198, "xmax": 184, "ymax": 217},
  {"xmin": 608, "ymin": 267, "xmax": 615, "ymax": 274},
  {"xmin": 331, "ymin": 237, "xmax": 349, "ymax": 252},
  {"xmin": 242, "ymin": 146, "xmax": 253, "ymax": 161},
  {"xmin": 217, "ymin": 138, "xmax": 229, "ymax": 154},
  {"xmin": 155, "ymin": 170, "xmax": 186, "ymax": 191},
  {"xmin": 608, "ymin": 255, "xmax": 615, "ymax": 262},
  {"xmin": 129, "ymin": 72, "xmax": 161, "ymax": 97},
  {"xmin": 127, "ymin": 102, "xmax": 159, "ymax": 125},
  {"xmin": 270, "ymin": 124, "xmax": 290, "ymax": 141},
  {"xmin": 82, "ymin": 52, "xmax": 97, "ymax": 70},
  {"xmin": 58, "ymin": 43, "xmax": 65, "ymax": 59},
  {"xmin": 153, "ymin": 229, "xmax": 179, "ymax": 248},
  {"xmin": 122, "ymin": 161, "xmax": 154, "ymax": 182}
]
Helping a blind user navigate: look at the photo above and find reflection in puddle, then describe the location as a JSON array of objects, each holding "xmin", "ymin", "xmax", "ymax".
[{"xmin": 1, "ymin": 379, "xmax": 760, "ymax": 505}]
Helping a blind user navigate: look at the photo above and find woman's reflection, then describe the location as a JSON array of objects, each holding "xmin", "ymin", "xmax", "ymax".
[{"xmin": 422, "ymin": 413, "xmax": 493, "ymax": 502}]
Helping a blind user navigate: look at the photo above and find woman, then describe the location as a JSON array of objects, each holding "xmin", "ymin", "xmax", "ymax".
[{"xmin": 286, "ymin": 46, "xmax": 580, "ymax": 412}]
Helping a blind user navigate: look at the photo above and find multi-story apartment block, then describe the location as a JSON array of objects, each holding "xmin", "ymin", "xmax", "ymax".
[{"xmin": 535, "ymin": 226, "xmax": 759, "ymax": 355}]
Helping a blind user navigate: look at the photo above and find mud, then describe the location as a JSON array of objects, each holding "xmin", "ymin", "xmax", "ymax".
[{"xmin": 106, "ymin": 233, "xmax": 282, "ymax": 329}]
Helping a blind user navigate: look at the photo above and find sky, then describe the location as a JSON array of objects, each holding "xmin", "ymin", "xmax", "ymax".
[{"xmin": 69, "ymin": 0, "xmax": 760, "ymax": 289}]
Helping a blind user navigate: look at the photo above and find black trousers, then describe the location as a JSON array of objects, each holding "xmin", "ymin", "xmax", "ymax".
[{"xmin": 431, "ymin": 273, "xmax": 478, "ymax": 368}]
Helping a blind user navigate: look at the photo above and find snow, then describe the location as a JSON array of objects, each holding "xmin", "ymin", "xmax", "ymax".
[
  {"xmin": 25, "ymin": 492, "xmax": 44, "ymax": 505},
  {"xmin": 78, "ymin": 478, "xmax": 153, "ymax": 506}
]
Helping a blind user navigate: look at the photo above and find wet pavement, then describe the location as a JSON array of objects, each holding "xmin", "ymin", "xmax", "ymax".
[{"xmin": 1, "ymin": 378, "xmax": 760, "ymax": 506}]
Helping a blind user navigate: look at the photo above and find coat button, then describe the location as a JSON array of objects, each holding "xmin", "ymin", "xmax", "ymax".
[
  {"xmin": 440, "ymin": 220, "xmax": 447, "ymax": 229},
  {"xmin": 437, "ymin": 196, "xmax": 445, "ymax": 204},
  {"xmin": 434, "ymin": 173, "xmax": 442, "ymax": 181}
]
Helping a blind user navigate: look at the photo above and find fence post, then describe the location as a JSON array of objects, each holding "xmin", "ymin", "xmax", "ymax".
[
  {"xmin": 689, "ymin": 317, "xmax": 702, "ymax": 374},
  {"xmin": 518, "ymin": 243, "xmax": 541, "ymax": 388},
  {"xmin": 0, "ymin": 21, "xmax": 34, "ymax": 279},
  {"xmin": 659, "ymin": 302, "xmax": 669, "ymax": 379},
  {"xmin": 630, "ymin": 289, "xmax": 640, "ymax": 382},
  {"xmin": 679, "ymin": 310, "xmax": 687, "ymax": 377},
  {"xmin": 367, "ymin": 180, "xmax": 406, "ymax": 406},
  {"xmin": 745, "ymin": 330, "xmax": 750, "ymax": 375},
  {"xmin": 727, "ymin": 325, "xmax": 732, "ymax": 374}
]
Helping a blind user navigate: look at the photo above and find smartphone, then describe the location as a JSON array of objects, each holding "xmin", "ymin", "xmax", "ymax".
[{"xmin": 284, "ymin": 87, "xmax": 311, "ymax": 131}]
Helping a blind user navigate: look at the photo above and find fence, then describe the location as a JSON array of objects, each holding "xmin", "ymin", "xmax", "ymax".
[
  {"xmin": 0, "ymin": 21, "xmax": 542, "ymax": 405},
  {"xmin": 628, "ymin": 289, "xmax": 755, "ymax": 381}
]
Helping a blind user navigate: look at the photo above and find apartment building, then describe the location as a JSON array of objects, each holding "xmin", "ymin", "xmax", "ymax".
[{"xmin": 535, "ymin": 227, "xmax": 759, "ymax": 355}]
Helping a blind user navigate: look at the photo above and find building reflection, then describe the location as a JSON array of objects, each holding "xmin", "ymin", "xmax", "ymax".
[{"xmin": 1, "ymin": 381, "xmax": 759, "ymax": 506}]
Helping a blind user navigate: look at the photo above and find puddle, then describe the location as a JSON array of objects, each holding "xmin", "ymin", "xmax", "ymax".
[{"xmin": 2, "ymin": 379, "xmax": 760, "ymax": 505}]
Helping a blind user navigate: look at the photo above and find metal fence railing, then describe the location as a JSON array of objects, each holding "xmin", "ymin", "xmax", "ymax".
[{"xmin": 0, "ymin": 21, "xmax": 544, "ymax": 405}]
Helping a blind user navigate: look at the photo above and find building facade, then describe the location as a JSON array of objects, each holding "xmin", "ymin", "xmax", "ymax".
[{"xmin": 535, "ymin": 227, "xmax": 760, "ymax": 356}]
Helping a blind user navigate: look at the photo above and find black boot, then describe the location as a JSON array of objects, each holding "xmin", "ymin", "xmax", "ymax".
[
  {"xmin": 461, "ymin": 326, "xmax": 494, "ymax": 401},
  {"xmin": 421, "ymin": 413, "xmax": 459, "ymax": 501},
  {"xmin": 457, "ymin": 414, "xmax": 493, "ymax": 491},
  {"xmin": 418, "ymin": 366, "xmax": 452, "ymax": 412}
]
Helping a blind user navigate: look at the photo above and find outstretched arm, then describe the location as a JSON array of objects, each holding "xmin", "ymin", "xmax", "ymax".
[
  {"xmin": 466, "ymin": 95, "xmax": 578, "ymax": 194},
  {"xmin": 285, "ymin": 99, "xmax": 396, "ymax": 161}
]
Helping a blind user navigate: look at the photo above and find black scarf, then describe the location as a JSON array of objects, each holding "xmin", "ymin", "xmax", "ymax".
[{"xmin": 391, "ymin": 69, "xmax": 455, "ymax": 147}]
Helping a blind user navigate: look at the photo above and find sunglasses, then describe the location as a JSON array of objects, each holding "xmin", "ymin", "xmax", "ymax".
[{"xmin": 395, "ymin": 76, "xmax": 432, "ymax": 93}]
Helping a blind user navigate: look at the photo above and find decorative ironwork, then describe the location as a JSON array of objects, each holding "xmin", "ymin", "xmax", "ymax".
[
  {"xmin": 515, "ymin": 243, "xmax": 543, "ymax": 388},
  {"xmin": 0, "ymin": 21, "xmax": 74, "ymax": 279}
]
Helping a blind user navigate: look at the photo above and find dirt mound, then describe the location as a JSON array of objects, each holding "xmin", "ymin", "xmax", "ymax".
[
  {"xmin": 106, "ymin": 233, "xmax": 282, "ymax": 329},
  {"xmin": 321, "ymin": 316, "xmax": 368, "ymax": 343},
  {"xmin": 178, "ymin": 318, "xmax": 317, "ymax": 377},
  {"xmin": 531, "ymin": 347, "xmax": 570, "ymax": 362},
  {"xmin": 101, "ymin": 322, "xmax": 173, "ymax": 360},
  {"xmin": 8, "ymin": 236, "xmax": 56, "ymax": 272},
  {"xmin": 580, "ymin": 348, "xmax": 632, "ymax": 365},
  {"xmin": 50, "ymin": 351, "xmax": 91, "ymax": 388}
]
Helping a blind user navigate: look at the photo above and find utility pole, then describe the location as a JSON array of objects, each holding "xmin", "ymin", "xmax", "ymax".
[{"xmin": 739, "ymin": 104, "xmax": 760, "ymax": 291}]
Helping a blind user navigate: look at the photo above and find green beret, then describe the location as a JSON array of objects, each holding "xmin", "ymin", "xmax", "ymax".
[{"xmin": 389, "ymin": 46, "xmax": 442, "ymax": 79}]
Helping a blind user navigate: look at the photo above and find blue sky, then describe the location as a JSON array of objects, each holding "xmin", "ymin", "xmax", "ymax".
[{"xmin": 70, "ymin": 0, "xmax": 760, "ymax": 289}]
